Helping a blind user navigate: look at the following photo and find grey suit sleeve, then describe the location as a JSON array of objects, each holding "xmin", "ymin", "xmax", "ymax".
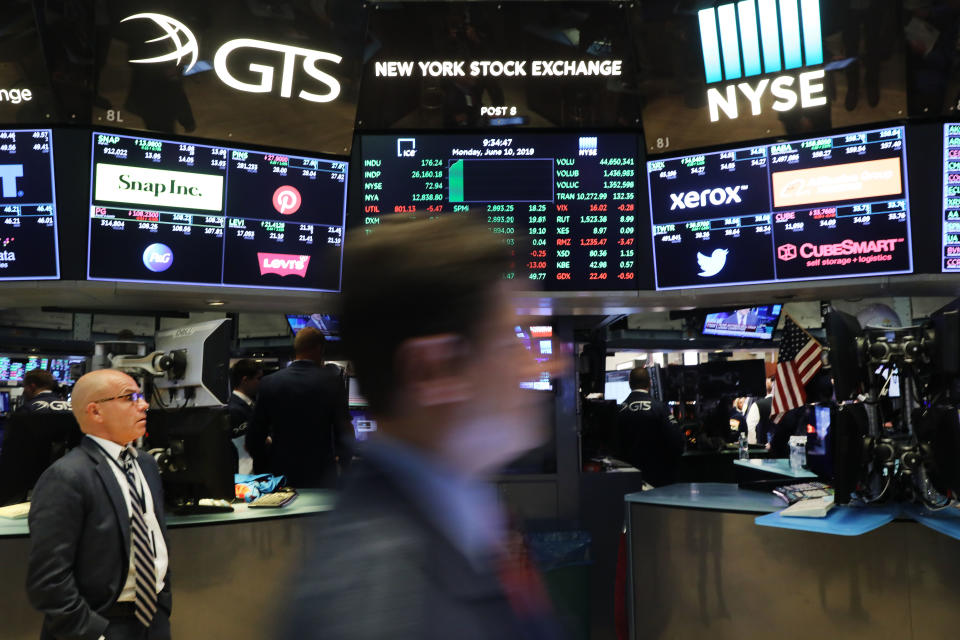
[{"xmin": 26, "ymin": 465, "xmax": 109, "ymax": 640}]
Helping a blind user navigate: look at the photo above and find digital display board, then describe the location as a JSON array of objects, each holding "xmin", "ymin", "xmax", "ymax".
[
  {"xmin": 703, "ymin": 304, "xmax": 782, "ymax": 340},
  {"xmin": 88, "ymin": 132, "xmax": 348, "ymax": 291},
  {"xmin": 360, "ymin": 133, "xmax": 639, "ymax": 290},
  {"xmin": 647, "ymin": 126, "xmax": 911, "ymax": 289},
  {"xmin": 0, "ymin": 129, "xmax": 59, "ymax": 280},
  {"xmin": 943, "ymin": 124, "xmax": 960, "ymax": 272}
]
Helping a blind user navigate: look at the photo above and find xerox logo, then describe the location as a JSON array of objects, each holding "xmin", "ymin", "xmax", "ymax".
[
  {"xmin": 696, "ymin": 0, "xmax": 826, "ymax": 122},
  {"xmin": 778, "ymin": 244, "xmax": 798, "ymax": 261},
  {"xmin": 122, "ymin": 13, "xmax": 342, "ymax": 103},
  {"xmin": 0, "ymin": 164, "xmax": 23, "ymax": 198},
  {"xmin": 143, "ymin": 243, "xmax": 174, "ymax": 272},
  {"xmin": 258, "ymin": 252, "xmax": 310, "ymax": 277},
  {"xmin": 670, "ymin": 186, "xmax": 747, "ymax": 210},
  {"xmin": 272, "ymin": 186, "xmax": 302, "ymax": 215}
]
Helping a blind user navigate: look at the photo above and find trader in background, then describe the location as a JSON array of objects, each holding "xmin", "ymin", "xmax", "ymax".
[
  {"xmin": 18, "ymin": 370, "xmax": 71, "ymax": 414},
  {"xmin": 227, "ymin": 359, "xmax": 263, "ymax": 475},
  {"xmin": 26, "ymin": 369, "xmax": 171, "ymax": 640},
  {"xmin": 614, "ymin": 366, "xmax": 685, "ymax": 487},
  {"xmin": 280, "ymin": 216, "xmax": 563, "ymax": 640},
  {"xmin": 246, "ymin": 328, "xmax": 352, "ymax": 487}
]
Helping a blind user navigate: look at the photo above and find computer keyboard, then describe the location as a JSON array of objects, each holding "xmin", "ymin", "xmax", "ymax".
[
  {"xmin": 248, "ymin": 490, "xmax": 298, "ymax": 508},
  {"xmin": 773, "ymin": 481, "xmax": 833, "ymax": 505}
]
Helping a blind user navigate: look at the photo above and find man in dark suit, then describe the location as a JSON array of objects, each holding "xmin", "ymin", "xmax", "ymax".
[
  {"xmin": 26, "ymin": 369, "xmax": 171, "ymax": 640},
  {"xmin": 614, "ymin": 367, "xmax": 685, "ymax": 486},
  {"xmin": 17, "ymin": 370, "xmax": 71, "ymax": 414},
  {"xmin": 245, "ymin": 328, "xmax": 352, "ymax": 487},
  {"xmin": 227, "ymin": 359, "xmax": 262, "ymax": 474},
  {"xmin": 279, "ymin": 216, "xmax": 563, "ymax": 640}
]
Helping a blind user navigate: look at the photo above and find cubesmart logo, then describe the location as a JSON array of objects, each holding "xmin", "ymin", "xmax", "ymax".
[
  {"xmin": 143, "ymin": 243, "xmax": 174, "ymax": 272},
  {"xmin": 258, "ymin": 252, "xmax": 310, "ymax": 277},
  {"xmin": 698, "ymin": 0, "xmax": 822, "ymax": 84}
]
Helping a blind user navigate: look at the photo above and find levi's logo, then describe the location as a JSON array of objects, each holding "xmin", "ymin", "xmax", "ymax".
[
  {"xmin": 258, "ymin": 252, "xmax": 310, "ymax": 277},
  {"xmin": 670, "ymin": 186, "xmax": 747, "ymax": 210}
]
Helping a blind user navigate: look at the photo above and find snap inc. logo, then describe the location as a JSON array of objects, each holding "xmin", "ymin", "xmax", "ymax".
[
  {"xmin": 143, "ymin": 243, "xmax": 174, "ymax": 272},
  {"xmin": 122, "ymin": 13, "xmax": 342, "ymax": 103},
  {"xmin": 670, "ymin": 185, "xmax": 747, "ymax": 210}
]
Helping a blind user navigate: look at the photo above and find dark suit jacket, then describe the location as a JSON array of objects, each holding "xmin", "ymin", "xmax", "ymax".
[
  {"xmin": 614, "ymin": 391, "xmax": 685, "ymax": 486},
  {"xmin": 279, "ymin": 458, "xmax": 561, "ymax": 640},
  {"xmin": 245, "ymin": 360, "xmax": 352, "ymax": 488},
  {"xmin": 227, "ymin": 393, "xmax": 254, "ymax": 441},
  {"xmin": 26, "ymin": 436, "xmax": 172, "ymax": 640}
]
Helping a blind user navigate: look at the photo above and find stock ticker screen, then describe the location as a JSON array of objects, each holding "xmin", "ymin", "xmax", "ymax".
[
  {"xmin": 360, "ymin": 134, "xmax": 639, "ymax": 290},
  {"xmin": 0, "ymin": 129, "xmax": 59, "ymax": 280},
  {"xmin": 943, "ymin": 124, "xmax": 960, "ymax": 272},
  {"xmin": 647, "ymin": 126, "xmax": 911, "ymax": 289},
  {"xmin": 88, "ymin": 132, "xmax": 348, "ymax": 291}
]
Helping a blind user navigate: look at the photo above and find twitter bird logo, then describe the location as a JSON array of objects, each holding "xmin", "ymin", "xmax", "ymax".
[{"xmin": 697, "ymin": 249, "xmax": 728, "ymax": 277}]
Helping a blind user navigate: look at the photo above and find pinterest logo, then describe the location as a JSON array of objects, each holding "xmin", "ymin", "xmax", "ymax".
[{"xmin": 272, "ymin": 185, "xmax": 302, "ymax": 215}]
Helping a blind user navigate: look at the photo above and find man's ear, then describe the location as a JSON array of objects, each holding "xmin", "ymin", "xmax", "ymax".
[
  {"xmin": 395, "ymin": 334, "xmax": 472, "ymax": 407},
  {"xmin": 85, "ymin": 401, "xmax": 102, "ymax": 424}
]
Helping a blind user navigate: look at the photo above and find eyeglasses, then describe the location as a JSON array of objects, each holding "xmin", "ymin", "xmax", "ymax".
[{"xmin": 94, "ymin": 391, "xmax": 146, "ymax": 404}]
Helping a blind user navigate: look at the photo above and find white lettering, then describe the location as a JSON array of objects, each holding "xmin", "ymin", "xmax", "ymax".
[
  {"xmin": 213, "ymin": 38, "xmax": 342, "ymax": 103},
  {"xmin": 707, "ymin": 85, "xmax": 738, "ymax": 122},
  {"xmin": 770, "ymin": 75, "xmax": 798, "ymax": 112},
  {"xmin": 737, "ymin": 79, "xmax": 770, "ymax": 116},
  {"xmin": 799, "ymin": 69, "xmax": 827, "ymax": 108}
]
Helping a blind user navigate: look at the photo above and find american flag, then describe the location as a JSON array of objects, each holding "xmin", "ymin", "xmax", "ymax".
[{"xmin": 771, "ymin": 315, "xmax": 822, "ymax": 421}]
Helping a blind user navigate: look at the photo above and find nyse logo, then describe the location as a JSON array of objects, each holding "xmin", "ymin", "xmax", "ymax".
[
  {"xmin": 697, "ymin": 0, "xmax": 825, "ymax": 122},
  {"xmin": 123, "ymin": 14, "xmax": 342, "ymax": 103},
  {"xmin": 143, "ymin": 243, "xmax": 174, "ymax": 272},
  {"xmin": 670, "ymin": 186, "xmax": 746, "ymax": 210},
  {"xmin": 258, "ymin": 252, "xmax": 310, "ymax": 277},
  {"xmin": 778, "ymin": 244, "xmax": 798, "ymax": 261},
  {"xmin": 0, "ymin": 164, "xmax": 23, "ymax": 198}
]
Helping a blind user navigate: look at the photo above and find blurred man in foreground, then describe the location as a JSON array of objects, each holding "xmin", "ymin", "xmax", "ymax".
[
  {"xmin": 26, "ymin": 369, "xmax": 171, "ymax": 640},
  {"xmin": 280, "ymin": 216, "xmax": 562, "ymax": 640}
]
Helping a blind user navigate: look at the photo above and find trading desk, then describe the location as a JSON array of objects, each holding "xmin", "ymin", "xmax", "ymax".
[
  {"xmin": 625, "ymin": 484, "xmax": 960, "ymax": 640},
  {"xmin": 0, "ymin": 490, "xmax": 336, "ymax": 640}
]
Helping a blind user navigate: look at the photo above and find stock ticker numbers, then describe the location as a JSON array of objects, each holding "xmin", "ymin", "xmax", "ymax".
[
  {"xmin": 360, "ymin": 134, "xmax": 639, "ymax": 291},
  {"xmin": 647, "ymin": 126, "xmax": 912, "ymax": 289},
  {"xmin": 0, "ymin": 129, "xmax": 59, "ymax": 280},
  {"xmin": 943, "ymin": 124, "xmax": 960, "ymax": 272},
  {"xmin": 88, "ymin": 133, "xmax": 348, "ymax": 291}
]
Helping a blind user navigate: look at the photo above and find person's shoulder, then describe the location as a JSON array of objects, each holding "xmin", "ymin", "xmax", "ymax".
[{"xmin": 35, "ymin": 444, "xmax": 94, "ymax": 489}]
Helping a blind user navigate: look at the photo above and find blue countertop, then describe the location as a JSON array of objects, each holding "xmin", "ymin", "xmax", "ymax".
[
  {"xmin": 733, "ymin": 458, "xmax": 817, "ymax": 478},
  {"xmin": 0, "ymin": 489, "xmax": 337, "ymax": 538},
  {"xmin": 625, "ymin": 482, "xmax": 785, "ymax": 514}
]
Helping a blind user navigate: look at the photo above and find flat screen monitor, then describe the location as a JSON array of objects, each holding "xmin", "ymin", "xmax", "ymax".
[
  {"xmin": 359, "ymin": 133, "xmax": 639, "ymax": 290},
  {"xmin": 349, "ymin": 407, "xmax": 378, "ymax": 442},
  {"xmin": 0, "ymin": 391, "xmax": 9, "ymax": 414},
  {"xmin": 647, "ymin": 126, "xmax": 911, "ymax": 289},
  {"xmin": 87, "ymin": 132, "xmax": 348, "ymax": 291},
  {"xmin": 604, "ymin": 370, "xmax": 631, "ymax": 404},
  {"xmin": 943, "ymin": 124, "xmax": 960, "ymax": 272},
  {"xmin": 348, "ymin": 377, "xmax": 367, "ymax": 407},
  {"xmin": 516, "ymin": 325, "xmax": 554, "ymax": 391},
  {"xmin": 285, "ymin": 314, "xmax": 340, "ymax": 340},
  {"xmin": 703, "ymin": 304, "xmax": 783, "ymax": 340},
  {"xmin": 0, "ymin": 129, "xmax": 59, "ymax": 280}
]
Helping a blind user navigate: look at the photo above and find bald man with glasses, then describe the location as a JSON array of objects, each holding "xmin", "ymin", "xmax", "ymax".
[{"xmin": 26, "ymin": 369, "xmax": 172, "ymax": 640}]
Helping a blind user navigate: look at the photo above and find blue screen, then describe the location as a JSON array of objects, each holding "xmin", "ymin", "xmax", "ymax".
[{"xmin": 703, "ymin": 304, "xmax": 783, "ymax": 340}]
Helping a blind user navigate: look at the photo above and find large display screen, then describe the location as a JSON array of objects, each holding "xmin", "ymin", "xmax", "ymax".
[
  {"xmin": 943, "ymin": 124, "xmax": 960, "ymax": 272},
  {"xmin": 647, "ymin": 126, "xmax": 911, "ymax": 289},
  {"xmin": 703, "ymin": 304, "xmax": 783, "ymax": 340},
  {"xmin": 635, "ymin": 0, "xmax": 908, "ymax": 154},
  {"xmin": 360, "ymin": 133, "xmax": 639, "ymax": 290},
  {"xmin": 88, "ymin": 132, "xmax": 347, "ymax": 291},
  {"xmin": 0, "ymin": 129, "xmax": 59, "ymax": 280}
]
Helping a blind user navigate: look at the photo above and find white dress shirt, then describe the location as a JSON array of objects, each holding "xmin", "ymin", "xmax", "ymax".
[
  {"xmin": 231, "ymin": 390, "xmax": 254, "ymax": 475},
  {"xmin": 87, "ymin": 435, "xmax": 169, "ymax": 599}
]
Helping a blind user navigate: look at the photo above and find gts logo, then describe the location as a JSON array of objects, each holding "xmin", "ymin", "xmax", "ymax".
[{"xmin": 670, "ymin": 186, "xmax": 747, "ymax": 210}]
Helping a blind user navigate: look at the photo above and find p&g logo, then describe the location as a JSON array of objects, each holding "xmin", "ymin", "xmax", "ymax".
[{"xmin": 143, "ymin": 243, "xmax": 174, "ymax": 272}]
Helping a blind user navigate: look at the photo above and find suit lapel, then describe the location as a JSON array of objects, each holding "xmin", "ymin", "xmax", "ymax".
[{"xmin": 80, "ymin": 437, "xmax": 131, "ymax": 558}]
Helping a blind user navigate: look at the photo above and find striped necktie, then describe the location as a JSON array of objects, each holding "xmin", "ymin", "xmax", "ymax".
[{"xmin": 119, "ymin": 447, "xmax": 157, "ymax": 628}]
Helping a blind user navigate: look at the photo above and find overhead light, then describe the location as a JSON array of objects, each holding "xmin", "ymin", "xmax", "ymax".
[{"xmin": 207, "ymin": 300, "xmax": 226, "ymax": 306}]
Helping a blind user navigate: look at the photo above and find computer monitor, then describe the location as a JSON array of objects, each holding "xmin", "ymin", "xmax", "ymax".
[
  {"xmin": 153, "ymin": 319, "xmax": 231, "ymax": 407},
  {"xmin": 0, "ymin": 412, "xmax": 82, "ymax": 506},
  {"xmin": 604, "ymin": 370, "xmax": 632, "ymax": 404},
  {"xmin": 348, "ymin": 377, "xmax": 367, "ymax": 407},
  {"xmin": 349, "ymin": 407, "xmax": 378, "ymax": 442},
  {"xmin": 285, "ymin": 314, "xmax": 341, "ymax": 340},
  {"xmin": 0, "ymin": 391, "xmax": 9, "ymax": 415},
  {"xmin": 702, "ymin": 305, "xmax": 783, "ymax": 340},
  {"xmin": 145, "ymin": 407, "xmax": 235, "ymax": 509}
]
